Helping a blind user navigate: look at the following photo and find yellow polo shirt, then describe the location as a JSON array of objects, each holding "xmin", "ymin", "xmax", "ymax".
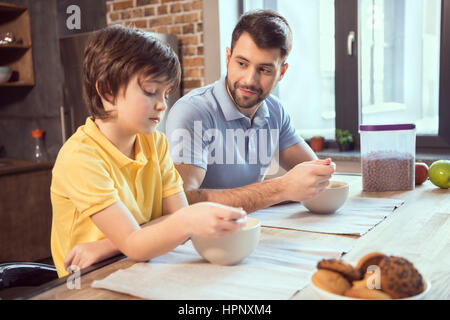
[{"xmin": 50, "ymin": 118, "xmax": 183, "ymax": 277}]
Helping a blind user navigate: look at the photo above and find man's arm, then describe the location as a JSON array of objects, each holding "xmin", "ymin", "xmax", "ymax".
[
  {"xmin": 278, "ymin": 141, "xmax": 318, "ymax": 171},
  {"xmin": 175, "ymin": 159, "xmax": 334, "ymax": 214},
  {"xmin": 177, "ymin": 161, "xmax": 285, "ymax": 212}
]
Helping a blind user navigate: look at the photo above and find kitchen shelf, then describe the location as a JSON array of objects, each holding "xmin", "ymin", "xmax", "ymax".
[
  {"xmin": 0, "ymin": 80, "xmax": 34, "ymax": 86},
  {"xmin": 0, "ymin": 1, "xmax": 34, "ymax": 87},
  {"xmin": 0, "ymin": 2, "xmax": 27, "ymax": 12},
  {"xmin": 0, "ymin": 43, "xmax": 30, "ymax": 49}
]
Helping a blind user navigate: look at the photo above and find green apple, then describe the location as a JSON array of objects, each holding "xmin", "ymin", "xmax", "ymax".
[{"xmin": 428, "ymin": 160, "xmax": 450, "ymax": 189}]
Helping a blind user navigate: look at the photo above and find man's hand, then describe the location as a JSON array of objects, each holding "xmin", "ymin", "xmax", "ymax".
[
  {"xmin": 280, "ymin": 158, "xmax": 335, "ymax": 202},
  {"xmin": 64, "ymin": 239, "xmax": 119, "ymax": 272}
]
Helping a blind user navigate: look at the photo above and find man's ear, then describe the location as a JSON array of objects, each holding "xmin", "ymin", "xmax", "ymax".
[
  {"xmin": 279, "ymin": 63, "xmax": 289, "ymax": 81},
  {"xmin": 226, "ymin": 47, "xmax": 232, "ymax": 65}
]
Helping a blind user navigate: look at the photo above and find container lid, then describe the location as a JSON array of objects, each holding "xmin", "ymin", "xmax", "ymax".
[{"xmin": 359, "ymin": 124, "xmax": 416, "ymax": 131}]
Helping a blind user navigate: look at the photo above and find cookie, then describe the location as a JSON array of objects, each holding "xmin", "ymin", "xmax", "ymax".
[
  {"xmin": 356, "ymin": 252, "xmax": 387, "ymax": 274},
  {"xmin": 317, "ymin": 258, "xmax": 362, "ymax": 281},
  {"xmin": 352, "ymin": 272, "xmax": 373, "ymax": 289},
  {"xmin": 344, "ymin": 287, "xmax": 392, "ymax": 300},
  {"xmin": 312, "ymin": 269, "xmax": 351, "ymax": 295},
  {"xmin": 379, "ymin": 256, "xmax": 424, "ymax": 299}
]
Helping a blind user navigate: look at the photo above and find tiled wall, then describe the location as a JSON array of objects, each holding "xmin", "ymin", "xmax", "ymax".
[{"xmin": 106, "ymin": 0, "xmax": 205, "ymax": 95}]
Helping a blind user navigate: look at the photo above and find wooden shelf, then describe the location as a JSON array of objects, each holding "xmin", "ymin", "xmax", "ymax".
[
  {"xmin": 0, "ymin": 80, "xmax": 34, "ymax": 87},
  {"xmin": 0, "ymin": 2, "xmax": 27, "ymax": 12},
  {"xmin": 0, "ymin": 44, "xmax": 31, "ymax": 49},
  {"xmin": 0, "ymin": 1, "xmax": 34, "ymax": 87}
]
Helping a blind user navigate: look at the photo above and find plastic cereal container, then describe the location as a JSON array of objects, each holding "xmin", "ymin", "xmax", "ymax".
[{"xmin": 359, "ymin": 124, "xmax": 416, "ymax": 192}]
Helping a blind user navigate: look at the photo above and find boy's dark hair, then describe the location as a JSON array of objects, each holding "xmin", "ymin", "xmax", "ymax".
[
  {"xmin": 83, "ymin": 25, "xmax": 181, "ymax": 120},
  {"xmin": 231, "ymin": 10, "xmax": 292, "ymax": 63}
]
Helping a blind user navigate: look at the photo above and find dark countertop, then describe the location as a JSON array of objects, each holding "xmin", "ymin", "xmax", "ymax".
[
  {"xmin": 316, "ymin": 149, "xmax": 450, "ymax": 166},
  {"xmin": 0, "ymin": 158, "xmax": 53, "ymax": 176}
]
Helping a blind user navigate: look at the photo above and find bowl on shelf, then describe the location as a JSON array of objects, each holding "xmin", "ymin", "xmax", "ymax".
[
  {"xmin": 0, "ymin": 66, "xmax": 12, "ymax": 83},
  {"xmin": 0, "ymin": 31, "xmax": 15, "ymax": 45}
]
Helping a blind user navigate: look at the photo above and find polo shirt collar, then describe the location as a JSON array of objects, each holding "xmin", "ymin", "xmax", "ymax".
[
  {"xmin": 213, "ymin": 77, "xmax": 244, "ymax": 121},
  {"xmin": 213, "ymin": 77, "xmax": 270, "ymax": 124},
  {"xmin": 83, "ymin": 117, "xmax": 148, "ymax": 168},
  {"xmin": 255, "ymin": 100, "xmax": 270, "ymax": 119}
]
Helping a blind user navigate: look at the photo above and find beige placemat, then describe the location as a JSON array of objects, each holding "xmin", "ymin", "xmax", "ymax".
[
  {"xmin": 250, "ymin": 197, "xmax": 405, "ymax": 236},
  {"xmin": 92, "ymin": 231, "xmax": 352, "ymax": 300}
]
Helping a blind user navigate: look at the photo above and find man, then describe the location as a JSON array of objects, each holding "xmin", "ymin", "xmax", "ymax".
[{"xmin": 166, "ymin": 10, "xmax": 334, "ymax": 213}]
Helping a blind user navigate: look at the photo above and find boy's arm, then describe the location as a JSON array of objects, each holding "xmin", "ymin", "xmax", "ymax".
[
  {"xmin": 162, "ymin": 191, "xmax": 189, "ymax": 215},
  {"xmin": 89, "ymin": 201, "xmax": 188, "ymax": 262},
  {"xmin": 65, "ymin": 200, "xmax": 246, "ymax": 271},
  {"xmin": 64, "ymin": 192, "xmax": 190, "ymax": 271},
  {"xmin": 64, "ymin": 238, "xmax": 120, "ymax": 272}
]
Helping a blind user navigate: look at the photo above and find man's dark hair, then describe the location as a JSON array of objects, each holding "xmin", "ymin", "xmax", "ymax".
[
  {"xmin": 231, "ymin": 10, "xmax": 293, "ymax": 63},
  {"xmin": 83, "ymin": 25, "xmax": 181, "ymax": 120}
]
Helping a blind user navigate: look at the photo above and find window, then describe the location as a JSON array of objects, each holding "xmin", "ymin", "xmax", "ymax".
[
  {"xmin": 359, "ymin": 0, "xmax": 441, "ymax": 135},
  {"xmin": 241, "ymin": 0, "xmax": 450, "ymax": 152}
]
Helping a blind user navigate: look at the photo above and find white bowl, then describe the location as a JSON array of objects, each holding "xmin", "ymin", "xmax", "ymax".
[
  {"xmin": 310, "ymin": 276, "xmax": 431, "ymax": 300},
  {"xmin": 191, "ymin": 217, "xmax": 261, "ymax": 265},
  {"xmin": 302, "ymin": 180, "xmax": 349, "ymax": 214},
  {"xmin": 0, "ymin": 66, "xmax": 12, "ymax": 83}
]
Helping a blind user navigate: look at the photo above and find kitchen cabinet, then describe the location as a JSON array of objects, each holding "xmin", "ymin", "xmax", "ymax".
[
  {"xmin": 0, "ymin": 2, "xmax": 34, "ymax": 86},
  {"xmin": 0, "ymin": 158, "xmax": 53, "ymax": 262}
]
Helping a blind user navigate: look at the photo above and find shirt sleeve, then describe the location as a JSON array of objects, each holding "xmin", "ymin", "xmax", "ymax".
[
  {"xmin": 156, "ymin": 133, "xmax": 185, "ymax": 199},
  {"xmin": 53, "ymin": 146, "xmax": 120, "ymax": 218},
  {"xmin": 165, "ymin": 99, "xmax": 210, "ymax": 170},
  {"xmin": 278, "ymin": 103, "xmax": 303, "ymax": 151}
]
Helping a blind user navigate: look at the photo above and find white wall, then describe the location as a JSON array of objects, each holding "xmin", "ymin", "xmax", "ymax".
[{"xmin": 203, "ymin": 0, "xmax": 240, "ymax": 84}]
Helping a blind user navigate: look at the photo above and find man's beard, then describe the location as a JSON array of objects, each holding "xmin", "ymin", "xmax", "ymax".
[{"xmin": 226, "ymin": 76, "xmax": 267, "ymax": 109}]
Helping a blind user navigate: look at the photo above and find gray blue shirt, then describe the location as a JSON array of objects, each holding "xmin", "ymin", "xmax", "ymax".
[{"xmin": 166, "ymin": 77, "xmax": 302, "ymax": 189}]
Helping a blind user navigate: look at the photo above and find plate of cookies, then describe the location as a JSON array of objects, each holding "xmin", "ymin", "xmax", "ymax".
[{"xmin": 311, "ymin": 252, "xmax": 431, "ymax": 300}]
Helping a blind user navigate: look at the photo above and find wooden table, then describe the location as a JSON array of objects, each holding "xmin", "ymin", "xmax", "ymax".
[{"xmin": 29, "ymin": 174, "xmax": 450, "ymax": 300}]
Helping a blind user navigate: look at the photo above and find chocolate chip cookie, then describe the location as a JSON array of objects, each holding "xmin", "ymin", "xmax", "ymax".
[{"xmin": 379, "ymin": 256, "xmax": 425, "ymax": 299}]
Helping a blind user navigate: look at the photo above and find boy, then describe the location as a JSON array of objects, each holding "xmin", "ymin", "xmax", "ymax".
[{"xmin": 51, "ymin": 25, "xmax": 245, "ymax": 277}]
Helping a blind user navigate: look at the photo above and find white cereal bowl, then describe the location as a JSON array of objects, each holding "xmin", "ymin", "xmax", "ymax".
[
  {"xmin": 310, "ymin": 276, "xmax": 431, "ymax": 300},
  {"xmin": 302, "ymin": 180, "xmax": 349, "ymax": 214},
  {"xmin": 0, "ymin": 66, "xmax": 12, "ymax": 83},
  {"xmin": 191, "ymin": 217, "xmax": 261, "ymax": 265}
]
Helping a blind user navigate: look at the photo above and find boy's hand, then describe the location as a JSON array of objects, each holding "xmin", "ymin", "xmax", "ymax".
[
  {"xmin": 179, "ymin": 202, "xmax": 247, "ymax": 238},
  {"xmin": 64, "ymin": 238, "xmax": 119, "ymax": 272},
  {"xmin": 280, "ymin": 158, "xmax": 335, "ymax": 202}
]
